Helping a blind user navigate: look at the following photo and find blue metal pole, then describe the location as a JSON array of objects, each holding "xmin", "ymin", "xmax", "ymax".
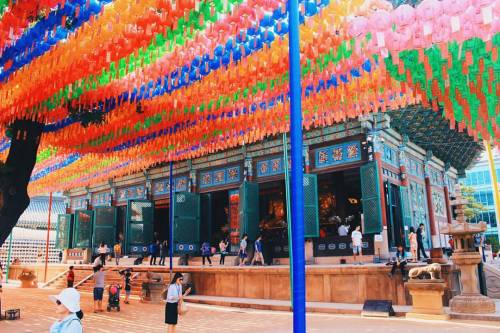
[
  {"xmin": 169, "ymin": 161, "xmax": 174, "ymax": 277},
  {"xmin": 283, "ymin": 133, "xmax": 294, "ymax": 307},
  {"xmin": 288, "ymin": 0, "xmax": 306, "ymax": 330}
]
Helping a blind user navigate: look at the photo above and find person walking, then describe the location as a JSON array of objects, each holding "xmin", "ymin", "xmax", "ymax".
[
  {"xmin": 416, "ymin": 223, "xmax": 429, "ymax": 261},
  {"xmin": 165, "ymin": 273, "xmax": 191, "ymax": 333},
  {"xmin": 351, "ymin": 226, "xmax": 363, "ymax": 265},
  {"xmin": 67, "ymin": 266, "xmax": 75, "ymax": 288},
  {"xmin": 201, "ymin": 241, "xmax": 212, "ymax": 266},
  {"xmin": 123, "ymin": 270, "xmax": 133, "ymax": 304},
  {"xmin": 408, "ymin": 227, "xmax": 418, "ymax": 262},
  {"xmin": 159, "ymin": 240, "xmax": 168, "ymax": 266},
  {"xmin": 98, "ymin": 243, "xmax": 108, "ymax": 266},
  {"xmin": 49, "ymin": 288, "xmax": 83, "ymax": 333},
  {"xmin": 219, "ymin": 239, "xmax": 228, "ymax": 265},
  {"xmin": 149, "ymin": 240, "xmax": 159, "ymax": 266},
  {"xmin": 113, "ymin": 242, "xmax": 122, "ymax": 266},
  {"xmin": 252, "ymin": 235, "xmax": 264, "ymax": 265},
  {"xmin": 92, "ymin": 265, "xmax": 105, "ymax": 313},
  {"xmin": 239, "ymin": 234, "xmax": 248, "ymax": 266},
  {"xmin": 388, "ymin": 245, "xmax": 408, "ymax": 280}
]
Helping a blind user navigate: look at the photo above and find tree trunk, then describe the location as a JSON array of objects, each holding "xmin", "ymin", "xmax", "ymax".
[{"xmin": 0, "ymin": 120, "xmax": 43, "ymax": 246}]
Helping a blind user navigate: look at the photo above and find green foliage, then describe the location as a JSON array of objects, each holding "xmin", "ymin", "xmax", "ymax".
[
  {"xmin": 461, "ymin": 186, "xmax": 487, "ymax": 221},
  {"xmin": 486, "ymin": 234, "xmax": 499, "ymax": 254}
]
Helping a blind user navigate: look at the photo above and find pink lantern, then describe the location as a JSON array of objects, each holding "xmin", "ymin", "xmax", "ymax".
[
  {"xmin": 416, "ymin": 0, "xmax": 444, "ymax": 22},
  {"xmin": 357, "ymin": 0, "xmax": 393, "ymax": 17},
  {"xmin": 392, "ymin": 4, "xmax": 416, "ymax": 29},
  {"xmin": 368, "ymin": 9, "xmax": 392, "ymax": 50},
  {"xmin": 348, "ymin": 16, "xmax": 369, "ymax": 38},
  {"xmin": 368, "ymin": 9, "xmax": 392, "ymax": 31},
  {"xmin": 412, "ymin": 21, "xmax": 426, "ymax": 48},
  {"xmin": 471, "ymin": 0, "xmax": 494, "ymax": 9},
  {"xmin": 432, "ymin": 14, "xmax": 452, "ymax": 43},
  {"xmin": 458, "ymin": 6, "xmax": 478, "ymax": 42},
  {"xmin": 443, "ymin": 0, "xmax": 471, "ymax": 15},
  {"xmin": 492, "ymin": 0, "xmax": 500, "ymax": 34}
]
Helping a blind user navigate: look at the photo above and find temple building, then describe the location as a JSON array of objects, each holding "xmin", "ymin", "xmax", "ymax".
[{"xmin": 63, "ymin": 109, "xmax": 482, "ymax": 262}]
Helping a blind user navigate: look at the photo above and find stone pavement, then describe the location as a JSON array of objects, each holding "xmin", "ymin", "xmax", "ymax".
[{"xmin": 1, "ymin": 286, "xmax": 500, "ymax": 333}]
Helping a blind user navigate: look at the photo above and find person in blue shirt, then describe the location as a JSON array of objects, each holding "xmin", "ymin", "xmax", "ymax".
[
  {"xmin": 49, "ymin": 288, "xmax": 83, "ymax": 333},
  {"xmin": 149, "ymin": 240, "xmax": 159, "ymax": 266},
  {"xmin": 252, "ymin": 235, "xmax": 265, "ymax": 265},
  {"xmin": 201, "ymin": 241, "xmax": 212, "ymax": 266}
]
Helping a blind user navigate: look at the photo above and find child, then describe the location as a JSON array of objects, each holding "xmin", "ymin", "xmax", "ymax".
[
  {"xmin": 67, "ymin": 266, "xmax": 75, "ymax": 288},
  {"xmin": 124, "ymin": 270, "xmax": 133, "ymax": 304},
  {"xmin": 114, "ymin": 242, "xmax": 122, "ymax": 265},
  {"xmin": 239, "ymin": 234, "xmax": 248, "ymax": 267},
  {"xmin": 219, "ymin": 239, "xmax": 228, "ymax": 265}
]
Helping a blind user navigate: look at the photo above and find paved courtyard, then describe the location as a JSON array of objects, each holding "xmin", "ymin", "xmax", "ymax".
[{"xmin": 1, "ymin": 286, "xmax": 500, "ymax": 333}]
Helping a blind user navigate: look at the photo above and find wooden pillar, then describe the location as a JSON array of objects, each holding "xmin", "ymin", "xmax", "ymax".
[
  {"xmin": 399, "ymin": 140, "xmax": 409, "ymax": 187},
  {"xmin": 424, "ymin": 153, "xmax": 439, "ymax": 248},
  {"xmin": 424, "ymin": 177, "xmax": 437, "ymax": 237}
]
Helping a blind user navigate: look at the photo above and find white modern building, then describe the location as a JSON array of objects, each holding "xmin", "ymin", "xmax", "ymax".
[
  {"xmin": 462, "ymin": 150, "xmax": 500, "ymax": 251},
  {"xmin": 0, "ymin": 195, "xmax": 66, "ymax": 269}
]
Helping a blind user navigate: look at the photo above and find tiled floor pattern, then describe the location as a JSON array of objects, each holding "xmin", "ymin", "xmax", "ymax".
[{"xmin": 1, "ymin": 287, "xmax": 499, "ymax": 333}]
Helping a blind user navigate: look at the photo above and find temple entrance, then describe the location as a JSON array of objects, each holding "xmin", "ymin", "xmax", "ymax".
[
  {"xmin": 312, "ymin": 167, "xmax": 373, "ymax": 258},
  {"xmin": 211, "ymin": 190, "xmax": 230, "ymax": 244},
  {"xmin": 201, "ymin": 190, "xmax": 230, "ymax": 245},
  {"xmin": 259, "ymin": 180, "xmax": 288, "ymax": 263},
  {"xmin": 384, "ymin": 182, "xmax": 404, "ymax": 249},
  {"xmin": 153, "ymin": 206, "xmax": 170, "ymax": 243},
  {"xmin": 116, "ymin": 205, "xmax": 126, "ymax": 245},
  {"xmin": 317, "ymin": 168, "xmax": 362, "ymax": 238}
]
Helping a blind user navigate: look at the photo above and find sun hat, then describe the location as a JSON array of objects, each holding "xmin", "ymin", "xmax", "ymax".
[{"xmin": 49, "ymin": 288, "xmax": 81, "ymax": 313}]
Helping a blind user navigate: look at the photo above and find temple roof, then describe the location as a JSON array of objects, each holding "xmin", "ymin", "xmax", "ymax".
[{"xmin": 388, "ymin": 107, "xmax": 483, "ymax": 175}]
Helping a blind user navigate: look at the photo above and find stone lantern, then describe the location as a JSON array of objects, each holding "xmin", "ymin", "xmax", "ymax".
[{"xmin": 440, "ymin": 185, "xmax": 496, "ymax": 314}]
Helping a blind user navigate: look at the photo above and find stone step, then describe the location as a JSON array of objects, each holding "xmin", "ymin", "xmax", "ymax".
[{"xmin": 184, "ymin": 295, "xmax": 411, "ymax": 316}]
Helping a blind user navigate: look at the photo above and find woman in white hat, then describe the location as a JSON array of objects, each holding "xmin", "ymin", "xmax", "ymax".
[{"xmin": 49, "ymin": 288, "xmax": 83, "ymax": 333}]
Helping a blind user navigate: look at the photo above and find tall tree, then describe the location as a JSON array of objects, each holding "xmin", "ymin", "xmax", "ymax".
[{"xmin": 0, "ymin": 120, "xmax": 43, "ymax": 246}]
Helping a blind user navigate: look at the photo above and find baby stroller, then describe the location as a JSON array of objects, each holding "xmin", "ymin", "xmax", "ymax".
[{"xmin": 107, "ymin": 284, "xmax": 121, "ymax": 312}]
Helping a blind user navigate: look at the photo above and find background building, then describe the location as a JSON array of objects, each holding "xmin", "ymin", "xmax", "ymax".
[
  {"xmin": 0, "ymin": 195, "xmax": 66, "ymax": 271},
  {"xmin": 462, "ymin": 151, "xmax": 500, "ymax": 252}
]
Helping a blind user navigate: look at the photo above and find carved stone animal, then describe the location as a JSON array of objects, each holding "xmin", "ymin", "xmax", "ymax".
[{"xmin": 408, "ymin": 263, "xmax": 442, "ymax": 280}]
